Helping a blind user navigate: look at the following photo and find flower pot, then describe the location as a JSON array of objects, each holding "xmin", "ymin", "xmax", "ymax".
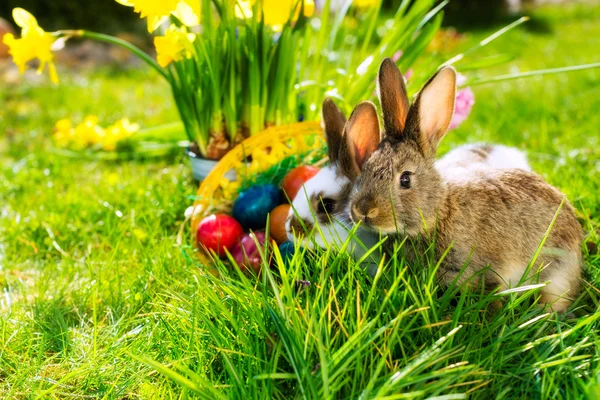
[{"xmin": 187, "ymin": 147, "xmax": 236, "ymax": 182}]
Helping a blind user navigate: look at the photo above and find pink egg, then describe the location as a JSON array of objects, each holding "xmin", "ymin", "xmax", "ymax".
[{"xmin": 230, "ymin": 231, "xmax": 266, "ymax": 274}]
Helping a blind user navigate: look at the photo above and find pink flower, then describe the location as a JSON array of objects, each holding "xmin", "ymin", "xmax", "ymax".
[{"xmin": 449, "ymin": 73, "xmax": 475, "ymax": 130}]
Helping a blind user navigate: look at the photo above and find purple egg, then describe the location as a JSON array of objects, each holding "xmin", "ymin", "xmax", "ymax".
[{"xmin": 230, "ymin": 232, "xmax": 266, "ymax": 274}]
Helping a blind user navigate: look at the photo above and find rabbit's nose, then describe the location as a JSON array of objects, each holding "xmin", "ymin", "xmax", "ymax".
[
  {"xmin": 351, "ymin": 200, "xmax": 379, "ymax": 223},
  {"xmin": 351, "ymin": 207, "xmax": 364, "ymax": 223}
]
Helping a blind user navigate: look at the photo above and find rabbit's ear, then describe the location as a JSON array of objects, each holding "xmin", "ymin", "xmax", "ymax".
[
  {"xmin": 322, "ymin": 98, "xmax": 346, "ymax": 163},
  {"xmin": 378, "ymin": 58, "xmax": 409, "ymax": 138},
  {"xmin": 339, "ymin": 101, "xmax": 381, "ymax": 179},
  {"xmin": 408, "ymin": 66, "xmax": 456, "ymax": 156}
]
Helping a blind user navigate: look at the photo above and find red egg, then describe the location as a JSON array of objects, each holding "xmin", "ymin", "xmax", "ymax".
[
  {"xmin": 196, "ymin": 214, "xmax": 244, "ymax": 257},
  {"xmin": 281, "ymin": 166, "xmax": 320, "ymax": 202},
  {"xmin": 230, "ymin": 231, "xmax": 266, "ymax": 274}
]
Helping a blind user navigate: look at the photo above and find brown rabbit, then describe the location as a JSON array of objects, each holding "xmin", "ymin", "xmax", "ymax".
[{"xmin": 348, "ymin": 58, "xmax": 583, "ymax": 312}]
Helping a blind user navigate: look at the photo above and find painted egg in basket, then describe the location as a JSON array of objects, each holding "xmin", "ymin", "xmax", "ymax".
[
  {"xmin": 196, "ymin": 214, "xmax": 244, "ymax": 258},
  {"xmin": 230, "ymin": 231, "xmax": 266, "ymax": 274},
  {"xmin": 233, "ymin": 184, "xmax": 281, "ymax": 230},
  {"xmin": 269, "ymin": 204, "xmax": 291, "ymax": 244},
  {"xmin": 281, "ymin": 166, "xmax": 320, "ymax": 202},
  {"xmin": 278, "ymin": 241, "xmax": 297, "ymax": 263},
  {"xmin": 277, "ymin": 241, "xmax": 310, "ymax": 267}
]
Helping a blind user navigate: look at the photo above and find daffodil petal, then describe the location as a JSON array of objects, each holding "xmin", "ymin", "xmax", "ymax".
[
  {"xmin": 6, "ymin": 8, "xmax": 59, "ymax": 83},
  {"xmin": 12, "ymin": 8, "xmax": 39, "ymax": 30},
  {"xmin": 174, "ymin": 0, "xmax": 200, "ymax": 27},
  {"xmin": 48, "ymin": 63, "xmax": 59, "ymax": 84},
  {"xmin": 154, "ymin": 26, "xmax": 194, "ymax": 67}
]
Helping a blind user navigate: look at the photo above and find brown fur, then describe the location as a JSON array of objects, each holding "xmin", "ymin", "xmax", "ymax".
[
  {"xmin": 378, "ymin": 58, "xmax": 410, "ymax": 135},
  {"xmin": 289, "ymin": 213, "xmax": 313, "ymax": 235},
  {"xmin": 434, "ymin": 171, "xmax": 582, "ymax": 296},
  {"xmin": 470, "ymin": 144, "xmax": 493, "ymax": 159},
  {"xmin": 349, "ymin": 59, "xmax": 583, "ymax": 312},
  {"xmin": 339, "ymin": 101, "xmax": 381, "ymax": 180},
  {"xmin": 322, "ymin": 98, "xmax": 346, "ymax": 163}
]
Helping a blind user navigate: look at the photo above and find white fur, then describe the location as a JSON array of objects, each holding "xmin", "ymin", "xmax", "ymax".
[
  {"xmin": 485, "ymin": 145, "xmax": 530, "ymax": 171},
  {"xmin": 437, "ymin": 144, "xmax": 531, "ymax": 183},
  {"xmin": 287, "ymin": 166, "xmax": 350, "ymax": 237},
  {"xmin": 286, "ymin": 144, "xmax": 531, "ymax": 274},
  {"xmin": 286, "ymin": 166, "xmax": 382, "ymax": 270}
]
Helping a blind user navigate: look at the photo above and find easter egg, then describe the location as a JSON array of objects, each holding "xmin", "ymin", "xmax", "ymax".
[
  {"xmin": 277, "ymin": 240, "xmax": 309, "ymax": 266},
  {"xmin": 196, "ymin": 214, "xmax": 244, "ymax": 257},
  {"xmin": 281, "ymin": 166, "xmax": 320, "ymax": 202},
  {"xmin": 233, "ymin": 184, "xmax": 281, "ymax": 230},
  {"xmin": 277, "ymin": 241, "xmax": 313, "ymax": 267},
  {"xmin": 278, "ymin": 241, "xmax": 297, "ymax": 263},
  {"xmin": 231, "ymin": 231, "xmax": 266, "ymax": 274},
  {"xmin": 269, "ymin": 204, "xmax": 291, "ymax": 244}
]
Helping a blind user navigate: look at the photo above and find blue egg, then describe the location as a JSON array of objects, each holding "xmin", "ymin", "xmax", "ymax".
[
  {"xmin": 278, "ymin": 241, "xmax": 297, "ymax": 262},
  {"xmin": 277, "ymin": 241, "xmax": 312, "ymax": 267},
  {"xmin": 233, "ymin": 184, "xmax": 281, "ymax": 230}
]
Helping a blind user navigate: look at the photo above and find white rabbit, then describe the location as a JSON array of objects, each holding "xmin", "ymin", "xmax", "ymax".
[{"xmin": 437, "ymin": 143, "xmax": 530, "ymax": 184}]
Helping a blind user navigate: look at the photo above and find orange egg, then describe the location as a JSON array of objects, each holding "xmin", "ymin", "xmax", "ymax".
[
  {"xmin": 281, "ymin": 166, "xmax": 320, "ymax": 201},
  {"xmin": 269, "ymin": 204, "xmax": 291, "ymax": 244}
]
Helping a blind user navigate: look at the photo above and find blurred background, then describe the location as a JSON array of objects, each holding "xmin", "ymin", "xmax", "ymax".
[
  {"xmin": 1, "ymin": 1, "xmax": 599, "ymax": 396},
  {"xmin": 0, "ymin": 0, "xmax": 544, "ymax": 32},
  {"xmin": 0, "ymin": 0, "xmax": 571, "ymax": 64}
]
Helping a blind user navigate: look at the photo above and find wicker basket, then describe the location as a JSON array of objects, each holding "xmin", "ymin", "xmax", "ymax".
[{"xmin": 189, "ymin": 121, "xmax": 326, "ymax": 250}]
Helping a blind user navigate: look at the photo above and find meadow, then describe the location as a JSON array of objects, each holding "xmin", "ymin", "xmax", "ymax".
[{"xmin": 1, "ymin": 3, "xmax": 599, "ymax": 398}]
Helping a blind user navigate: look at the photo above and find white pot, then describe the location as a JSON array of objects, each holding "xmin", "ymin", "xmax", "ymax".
[{"xmin": 186, "ymin": 147, "xmax": 236, "ymax": 182}]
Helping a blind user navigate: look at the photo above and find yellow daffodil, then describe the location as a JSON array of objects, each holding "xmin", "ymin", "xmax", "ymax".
[
  {"xmin": 102, "ymin": 118, "xmax": 140, "ymax": 151},
  {"xmin": 108, "ymin": 118, "xmax": 140, "ymax": 139},
  {"xmin": 174, "ymin": 0, "xmax": 201, "ymax": 27},
  {"xmin": 115, "ymin": 0, "xmax": 200, "ymax": 31},
  {"xmin": 236, "ymin": 0, "xmax": 315, "ymax": 30},
  {"xmin": 74, "ymin": 116, "xmax": 105, "ymax": 149},
  {"xmin": 3, "ymin": 8, "xmax": 59, "ymax": 84},
  {"xmin": 353, "ymin": 0, "xmax": 379, "ymax": 8},
  {"xmin": 53, "ymin": 116, "xmax": 140, "ymax": 151},
  {"xmin": 101, "ymin": 136, "xmax": 119, "ymax": 151},
  {"xmin": 53, "ymin": 119, "xmax": 75, "ymax": 148},
  {"xmin": 116, "ymin": 0, "xmax": 179, "ymax": 32},
  {"xmin": 154, "ymin": 26, "xmax": 196, "ymax": 67}
]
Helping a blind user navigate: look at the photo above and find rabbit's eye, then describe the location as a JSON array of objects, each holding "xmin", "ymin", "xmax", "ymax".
[
  {"xmin": 399, "ymin": 172, "xmax": 412, "ymax": 189},
  {"xmin": 317, "ymin": 198, "xmax": 336, "ymax": 215}
]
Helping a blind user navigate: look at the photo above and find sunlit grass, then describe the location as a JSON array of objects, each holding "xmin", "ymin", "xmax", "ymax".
[{"xmin": 1, "ymin": 2, "xmax": 599, "ymax": 398}]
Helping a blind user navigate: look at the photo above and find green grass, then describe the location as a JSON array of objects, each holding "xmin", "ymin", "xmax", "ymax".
[{"xmin": 1, "ymin": 2, "xmax": 600, "ymax": 398}]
